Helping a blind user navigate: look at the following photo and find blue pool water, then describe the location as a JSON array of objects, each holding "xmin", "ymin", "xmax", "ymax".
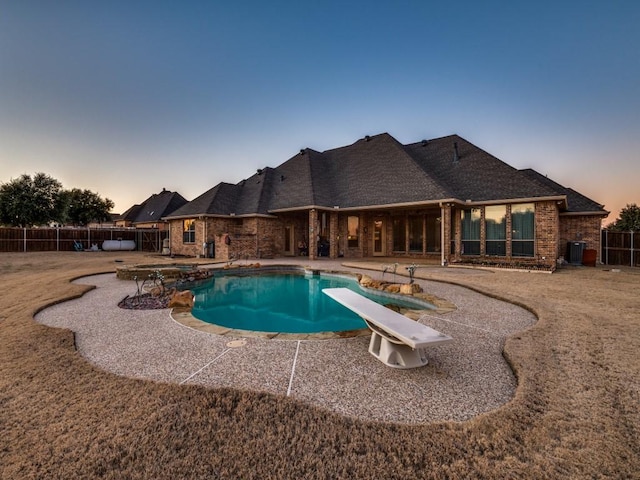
[{"xmin": 190, "ymin": 272, "xmax": 431, "ymax": 334}]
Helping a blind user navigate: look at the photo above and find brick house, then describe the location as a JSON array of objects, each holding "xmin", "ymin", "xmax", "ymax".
[{"xmin": 163, "ymin": 133, "xmax": 607, "ymax": 270}]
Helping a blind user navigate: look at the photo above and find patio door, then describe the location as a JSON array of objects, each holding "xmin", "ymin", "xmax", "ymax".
[
  {"xmin": 373, "ymin": 219, "xmax": 385, "ymax": 256},
  {"xmin": 284, "ymin": 225, "xmax": 294, "ymax": 255}
]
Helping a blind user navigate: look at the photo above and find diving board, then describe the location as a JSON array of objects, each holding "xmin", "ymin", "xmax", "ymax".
[{"xmin": 323, "ymin": 287, "xmax": 452, "ymax": 369}]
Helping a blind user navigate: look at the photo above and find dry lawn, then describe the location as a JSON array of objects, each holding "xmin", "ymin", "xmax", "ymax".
[{"xmin": 1, "ymin": 252, "xmax": 638, "ymax": 479}]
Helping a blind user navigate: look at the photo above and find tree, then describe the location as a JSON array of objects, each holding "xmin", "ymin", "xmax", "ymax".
[
  {"xmin": 0, "ymin": 173, "xmax": 64, "ymax": 226},
  {"xmin": 608, "ymin": 203, "xmax": 640, "ymax": 231},
  {"xmin": 0, "ymin": 173, "xmax": 114, "ymax": 227},
  {"xmin": 60, "ymin": 188, "xmax": 114, "ymax": 226}
]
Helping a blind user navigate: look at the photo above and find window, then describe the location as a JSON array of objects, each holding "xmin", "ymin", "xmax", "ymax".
[
  {"xmin": 347, "ymin": 216, "xmax": 359, "ymax": 248},
  {"xmin": 426, "ymin": 213, "xmax": 441, "ymax": 253},
  {"xmin": 392, "ymin": 217, "xmax": 406, "ymax": 252},
  {"xmin": 183, "ymin": 219, "xmax": 196, "ymax": 244},
  {"xmin": 461, "ymin": 208, "xmax": 481, "ymax": 255},
  {"xmin": 408, "ymin": 215, "xmax": 423, "ymax": 252},
  {"xmin": 511, "ymin": 203, "xmax": 535, "ymax": 257},
  {"xmin": 485, "ymin": 205, "xmax": 506, "ymax": 256}
]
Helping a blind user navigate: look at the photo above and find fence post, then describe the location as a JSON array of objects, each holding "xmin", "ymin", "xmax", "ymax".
[
  {"xmin": 632, "ymin": 231, "xmax": 635, "ymax": 268},
  {"xmin": 23, "ymin": 227, "xmax": 27, "ymax": 252},
  {"xmin": 57, "ymin": 227, "xmax": 60, "ymax": 251},
  {"xmin": 604, "ymin": 229, "xmax": 608, "ymax": 265}
]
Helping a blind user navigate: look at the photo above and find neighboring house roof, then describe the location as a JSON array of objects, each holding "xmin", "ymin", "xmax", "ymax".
[
  {"xmin": 118, "ymin": 189, "xmax": 188, "ymax": 224},
  {"xmin": 114, "ymin": 203, "xmax": 143, "ymax": 223},
  {"xmin": 164, "ymin": 133, "xmax": 607, "ymax": 219}
]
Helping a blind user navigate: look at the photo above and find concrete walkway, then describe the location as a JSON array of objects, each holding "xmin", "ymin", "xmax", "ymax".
[{"xmin": 35, "ymin": 259, "xmax": 535, "ymax": 424}]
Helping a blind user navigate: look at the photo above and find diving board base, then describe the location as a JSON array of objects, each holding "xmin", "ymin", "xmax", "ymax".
[{"xmin": 368, "ymin": 331, "xmax": 429, "ymax": 369}]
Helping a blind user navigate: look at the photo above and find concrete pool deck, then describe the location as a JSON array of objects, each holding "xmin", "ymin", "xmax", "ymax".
[{"xmin": 35, "ymin": 259, "xmax": 536, "ymax": 424}]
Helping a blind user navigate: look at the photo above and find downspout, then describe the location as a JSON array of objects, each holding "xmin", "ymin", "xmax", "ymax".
[{"xmin": 440, "ymin": 204, "xmax": 446, "ymax": 266}]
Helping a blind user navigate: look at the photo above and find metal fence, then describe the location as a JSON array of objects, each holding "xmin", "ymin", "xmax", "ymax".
[
  {"xmin": 601, "ymin": 230, "xmax": 639, "ymax": 267},
  {"xmin": 0, "ymin": 227, "xmax": 168, "ymax": 253}
]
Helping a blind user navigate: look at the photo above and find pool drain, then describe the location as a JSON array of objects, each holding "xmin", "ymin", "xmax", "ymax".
[{"xmin": 226, "ymin": 339, "xmax": 247, "ymax": 348}]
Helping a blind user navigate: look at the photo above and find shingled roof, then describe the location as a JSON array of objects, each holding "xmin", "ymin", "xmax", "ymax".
[
  {"xmin": 164, "ymin": 133, "xmax": 607, "ymax": 218},
  {"xmin": 117, "ymin": 189, "xmax": 188, "ymax": 224},
  {"xmin": 519, "ymin": 168, "xmax": 607, "ymax": 214}
]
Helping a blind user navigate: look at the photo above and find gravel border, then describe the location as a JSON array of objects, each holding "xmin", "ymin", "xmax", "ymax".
[{"xmin": 35, "ymin": 260, "xmax": 536, "ymax": 424}]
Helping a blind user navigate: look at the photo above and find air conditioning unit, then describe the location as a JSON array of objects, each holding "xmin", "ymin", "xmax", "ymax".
[{"xmin": 567, "ymin": 241, "xmax": 586, "ymax": 265}]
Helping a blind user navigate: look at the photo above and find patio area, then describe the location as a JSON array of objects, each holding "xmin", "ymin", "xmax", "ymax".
[{"xmin": 35, "ymin": 259, "xmax": 536, "ymax": 424}]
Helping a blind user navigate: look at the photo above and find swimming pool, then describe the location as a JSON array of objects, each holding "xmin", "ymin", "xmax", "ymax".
[{"xmin": 189, "ymin": 271, "xmax": 433, "ymax": 334}]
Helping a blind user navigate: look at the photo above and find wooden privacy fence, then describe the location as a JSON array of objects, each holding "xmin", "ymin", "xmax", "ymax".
[
  {"xmin": 0, "ymin": 227, "xmax": 168, "ymax": 253},
  {"xmin": 601, "ymin": 230, "xmax": 639, "ymax": 267}
]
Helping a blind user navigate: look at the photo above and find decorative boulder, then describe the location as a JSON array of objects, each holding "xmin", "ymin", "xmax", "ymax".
[
  {"xmin": 169, "ymin": 290, "xmax": 194, "ymax": 308},
  {"xmin": 400, "ymin": 283, "xmax": 423, "ymax": 295},
  {"xmin": 384, "ymin": 284, "xmax": 402, "ymax": 293}
]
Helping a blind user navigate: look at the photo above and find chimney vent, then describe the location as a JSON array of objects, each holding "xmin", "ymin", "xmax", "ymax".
[
  {"xmin": 300, "ymin": 148, "xmax": 305, "ymax": 155},
  {"xmin": 365, "ymin": 135, "xmax": 371, "ymax": 142}
]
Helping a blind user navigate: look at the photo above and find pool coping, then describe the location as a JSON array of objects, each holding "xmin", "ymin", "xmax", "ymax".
[{"xmin": 169, "ymin": 264, "xmax": 446, "ymax": 340}]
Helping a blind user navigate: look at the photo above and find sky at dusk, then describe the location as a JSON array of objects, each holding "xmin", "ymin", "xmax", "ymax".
[{"xmin": 1, "ymin": 1, "xmax": 638, "ymax": 224}]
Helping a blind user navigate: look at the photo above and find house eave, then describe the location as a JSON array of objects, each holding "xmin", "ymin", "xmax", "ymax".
[
  {"xmin": 560, "ymin": 210, "xmax": 609, "ymax": 217},
  {"xmin": 458, "ymin": 195, "xmax": 568, "ymax": 208},
  {"xmin": 163, "ymin": 213, "xmax": 278, "ymax": 221},
  {"xmin": 269, "ymin": 199, "xmax": 459, "ymax": 214}
]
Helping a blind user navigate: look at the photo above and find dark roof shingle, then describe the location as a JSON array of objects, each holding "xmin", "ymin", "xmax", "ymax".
[
  {"xmin": 117, "ymin": 189, "xmax": 188, "ymax": 223},
  {"xmin": 165, "ymin": 133, "xmax": 607, "ymax": 217}
]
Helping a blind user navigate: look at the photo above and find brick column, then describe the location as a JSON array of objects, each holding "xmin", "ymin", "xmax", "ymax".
[
  {"xmin": 308, "ymin": 209, "xmax": 318, "ymax": 260},
  {"xmin": 441, "ymin": 204, "xmax": 451, "ymax": 265},
  {"xmin": 454, "ymin": 209, "xmax": 462, "ymax": 259},
  {"xmin": 329, "ymin": 212, "xmax": 339, "ymax": 258}
]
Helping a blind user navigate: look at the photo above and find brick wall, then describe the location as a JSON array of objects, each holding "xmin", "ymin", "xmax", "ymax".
[
  {"xmin": 169, "ymin": 220, "xmax": 200, "ymax": 257},
  {"xmin": 256, "ymin": 217, "xmax": 282, "ymax": 259},
  {"xmin": 534, "ymin": 200, "xmax": 559, "ymax": 263},
  {"xmin": 559, "ymin": 215, "xmax": 603, "ymax": 262}
]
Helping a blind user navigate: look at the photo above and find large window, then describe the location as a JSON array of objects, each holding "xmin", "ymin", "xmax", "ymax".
[
  {"xmin": 408, "ymin": 215, "xmax": 423, "ymax": 252},
  {"xmin": 183, "ymin": 219, "xmax": 196, "ymax": 244},
  {"xmin": 347, "ymin": 216, "xmax": 359, "ymax": 248},
  {"xmin": 511, "ymin": 203, "xmax": 535, "ymax": 257},
  {"xmin": 485, "ymin": 205, "xmax": 506, "ymax": 256},
  {"xmin": 392, "ymin": 217, "xmax": 406, "ymax": 252},
  {"xmin": 461, "ymin": 208, "xmax": 481, "ymax": 255}
]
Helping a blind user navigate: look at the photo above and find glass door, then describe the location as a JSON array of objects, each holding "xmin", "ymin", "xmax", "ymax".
[
  {"xmin": 284, "ymin": 225, "xmax": 294, "ymax": 255},
  {"xmin": 373, "ymin": 219, "xmax": 385, "ymax": 256}
]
